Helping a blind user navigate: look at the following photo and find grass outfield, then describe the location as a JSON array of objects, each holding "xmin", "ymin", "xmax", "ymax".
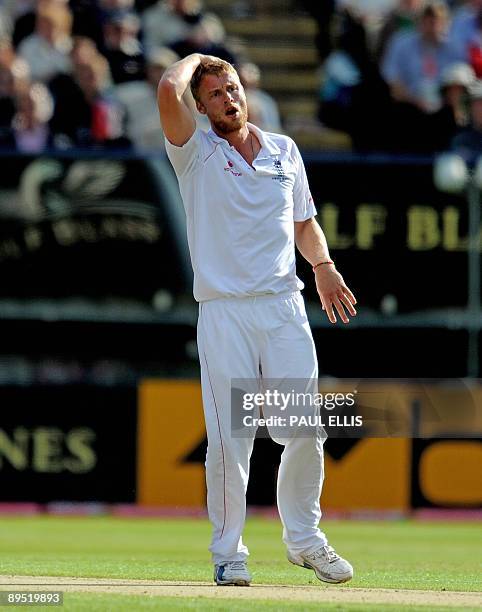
[
  {"xmin": 0, "ymin": 516, "xmax": 480, "ymax": 610},
  {"xmin": 50, "ymin": 595, "xmax": 482, "ymax": 611}
]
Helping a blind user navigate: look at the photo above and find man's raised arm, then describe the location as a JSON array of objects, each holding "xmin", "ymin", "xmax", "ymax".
[{"xmin": 157, "ymin": 53, "xmax": 202, "ymax": 146}]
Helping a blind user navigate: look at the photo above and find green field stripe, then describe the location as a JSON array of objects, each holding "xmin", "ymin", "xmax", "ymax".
[
  {"xmin": 63, "ymin": 593, "xmax": 482, "ymax": 612},
  {"xmin": 0, "ymin": 517, "xmax": 480, "ymax": 592}
]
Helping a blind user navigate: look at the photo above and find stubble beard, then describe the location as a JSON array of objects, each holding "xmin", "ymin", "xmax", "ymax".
[{"xmin": 211, "ymin": 105, "xmax": 248, "ymax": 135}]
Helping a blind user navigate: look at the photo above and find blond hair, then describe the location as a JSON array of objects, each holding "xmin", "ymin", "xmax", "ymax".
[{"xmin": 190, "ymin": 58, "xmax": 238, "ymax": 102}]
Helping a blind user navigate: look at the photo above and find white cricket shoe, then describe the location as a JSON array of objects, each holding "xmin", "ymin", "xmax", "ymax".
[
  {"xmin": 288, "ymin": 544, "xmax": 353, "ymax": 584},
  {"xmin": 214, "ymin": 560, "xmax": 251, "ymax": 586}
]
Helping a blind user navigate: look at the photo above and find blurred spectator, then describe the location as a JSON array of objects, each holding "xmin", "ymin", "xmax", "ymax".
[
  {"xmin": 170, "ymin": 14, "xmax": 237, "ymax": 64},
  {"xmin": 8, "ymin": 82, "xmax": 53, "ymax": 151},
  {"xmin": 70, "ymin": 0, "xmax": 136, "ymax": 47},
  {"xmin": 115, "ymin": 46, "xmax": 178, "ymax": 149},
  {"xmin": 47, "ymin": 35, "xmax": 102, "ymax": 135},
  {"xmin": 300, "ymin": 0, "xmax": 336, "ymax": 61},
  {"xmin": 49, "ymin": 51, "xmax": 130, "ymax": 148},
  {"xmin": 0, "ymin": 35, "xmax": 15, "ymax": 65},
  {"xmin": 48, "ymin": 36, "xmax": 105, "ymax": 108},
  {"xmin": 426, "ymin": 61, "xmax": 475, "ymax": 150},
  {"xmin": 141, "ymin": 0, "xmax": 203, "ymax": 51},
  {"xmin": 100, "ymin": 11, "xmax": 145, "ymax": 83},
  {"xmin": 318, "ymin": 9, "xmax": 365, "ymax": 133},
  {"xmin": 448, "ymin": 0, "xmax": 482, "ymax": 76},
  {"xmin": 0, "ymin": 65, "xmax": 15, "ymax": 134},
  {"xmin": 376, "ymin": 0, "xmax": 423, "ymax": 60},
  {"xmin": 10, "ymin": 0, "xmax": 70, "ymax": 49},
  {"xmin": 385, "ymin": 58, "xmax": 475, "ymax": 153},
  {"xmin": 439, "ymin": 60, "xmax": 474, "ymax": 126},
  {"xmin": 18, "ymin": 2, "xmax": 73, "ymax": 82},
  {"xmin": 238, "ymin": 62, "xmax": 282, "ymax": 133},
  {"xmin": 1, "ymin": 0, "xmax": 36, "ymax": 48},
  {"xmin": 381, "ymin": 1, "xmax": 453, "ymax": 113},
  {"xmin": 318, "ymin": 8, "xmax": 391, "ymax": 150},
  {"xmin": 452, "ymin": 77, "xmax": 482, "ymax": 157},
  {"xmin": 70, "ymin": 34, "xmax": 99, "ymax": 64},
  {"xmin": 0, "ymin": 57, "xmax": 30, "ymax": 141}
]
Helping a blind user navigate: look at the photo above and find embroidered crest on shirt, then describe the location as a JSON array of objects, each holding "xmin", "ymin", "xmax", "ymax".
[
  {"xmin": 224, "ymin": 159, "xmax": 242, "ymax": 177},
  {"xmin": 272, "ymin": 158, "xmax": 288, "ymax": 182}
]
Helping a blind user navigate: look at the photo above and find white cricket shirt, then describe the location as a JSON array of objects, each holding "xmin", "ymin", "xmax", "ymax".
[{"xmin": 165, "ymin": 122, "xmax": 317, "ymax": 302}]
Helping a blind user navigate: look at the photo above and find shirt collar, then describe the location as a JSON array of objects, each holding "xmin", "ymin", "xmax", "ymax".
[{"xmin": 207, "ymin": 122, "xmax": 281, "ymax": 158}]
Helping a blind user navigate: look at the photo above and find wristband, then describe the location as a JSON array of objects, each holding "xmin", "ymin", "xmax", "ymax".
[{"xmin": 312, "ymin": 260, "xmax": 334, "ymax": 272}]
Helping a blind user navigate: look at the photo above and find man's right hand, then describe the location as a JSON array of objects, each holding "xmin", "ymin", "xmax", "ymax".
[{"xmin": 157, "ymin": 53, "xmax": 202, "ymax": 146}]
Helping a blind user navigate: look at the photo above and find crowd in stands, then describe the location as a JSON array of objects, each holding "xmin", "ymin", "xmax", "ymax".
[
  {"xmin": 0, "ymin": 0, "xmax": 481, "ymax": 155},
  {"xmin": 317, "ymin": 0, "xmax": 482, "ymax": 155},
  {"xmin": 0, "ymin": 0, "xmax": 257, "ymax": 152}
]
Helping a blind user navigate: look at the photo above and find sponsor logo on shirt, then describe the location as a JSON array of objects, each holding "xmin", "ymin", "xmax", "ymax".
[
  {"xmin": 272, "ymin": 158, "xmax": 288, "ymax": 182},
  {"xmin": 224, "ymin": 160, "xmax": 242, "ymax": 177}
]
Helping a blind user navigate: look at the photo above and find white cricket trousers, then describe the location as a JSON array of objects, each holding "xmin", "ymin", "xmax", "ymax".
[{"xmin": 197, "ymin": 290, "xmax": 327, "ymax": 564}]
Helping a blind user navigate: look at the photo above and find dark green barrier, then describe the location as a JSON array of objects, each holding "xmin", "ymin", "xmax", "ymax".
[
  {"xmin": 0, "ymin": 385, "xmax": 137, "ymax": 503},
  {"xmin": 303, "ymin": 153, "xmax": 469, "ymax": 312}
]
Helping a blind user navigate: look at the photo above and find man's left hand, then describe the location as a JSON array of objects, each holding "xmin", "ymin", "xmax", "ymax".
[{"xmin": 315, "ymin": 265, "xmax": 357, "ymax": 324}]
